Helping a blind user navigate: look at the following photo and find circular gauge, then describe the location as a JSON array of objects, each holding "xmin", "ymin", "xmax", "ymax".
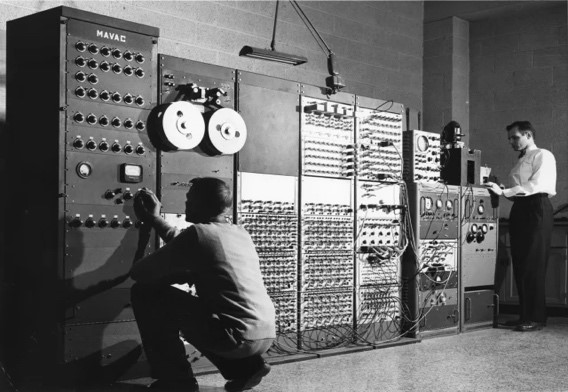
[
  {"xmin": 416, "ymin": 135, "xmax": 429, "ymax": 152},
  {"xmin": 435, "ymin": 199, "xmax": 443, "ymax": 209},
  {"xmin": 424, "ymin": 197, "xmax": 433, "ymax": 210},
  {"xmin": 477, "ymin": 204, "xmax": 485, "ymax": 214},
  {"xmin": 76, "ymin": 162, "xmax": 92, "ymax": 178},
  {"xmin": 471, "ymin": 224, "xmax": 478, "ymax": 233},
  {"xmin": 446, "ymin": 200, "xmax": 453, "ymax": 210},
  {"xmin": 481, "ymin": 224, "xmax": 489, "ymax": 234}
]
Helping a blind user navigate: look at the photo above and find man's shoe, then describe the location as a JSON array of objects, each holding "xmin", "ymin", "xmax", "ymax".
[
  {"xmin": 224, "ymin": 363, "xmax": 271, "ymax": 392},
  {"xmin": 149, "ymin": 377, "xmax": 199, "ymax": 391},
  {"xmin": 514, "ymin": 322, "xmax": 544, "ymax": 332}
]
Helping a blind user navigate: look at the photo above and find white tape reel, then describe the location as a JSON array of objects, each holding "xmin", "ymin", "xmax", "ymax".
[
  {"xmin": 160, "ymin": 101, "xmax": 205, "ymax": 150},
  {"xmin": 203, "ymin": 108, "xmax": 247, "ymax": 155}
]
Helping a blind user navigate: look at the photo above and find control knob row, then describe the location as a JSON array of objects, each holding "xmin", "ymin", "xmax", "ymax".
[
  {"xmin": 70, "ymin": 216, "xmax": 135, "ymax": 228},
  {"xmin": 73, "ymin": 137, "xmax": 146, "ymax": 155},
  {"xmin": 75, "ymin": 42, "xmax": 145, "ymax": 63},
  {"xmin": 74, "ymin": 87, "xmax": 145, "ymax": 106},
  {"xmin": 72, "ymin": 112, "xmax": 145, "ymax": 130}
]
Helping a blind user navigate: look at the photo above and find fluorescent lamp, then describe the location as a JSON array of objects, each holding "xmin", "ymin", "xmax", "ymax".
[{"xmin": 239, "ymin": 46, "xmax": 307, "ymax": 66}]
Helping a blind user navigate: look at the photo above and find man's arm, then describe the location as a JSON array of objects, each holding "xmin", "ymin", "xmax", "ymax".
[
  {"xmin": 134, "ymin": 188, "xmax": 180, "ymax": 243},
  {"xmin": 501, "ymin": 150, "xmax": 556, "ymax": 198}
]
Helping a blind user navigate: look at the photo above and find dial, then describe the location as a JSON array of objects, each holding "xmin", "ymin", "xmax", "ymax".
[
  {"xmin": 446, "ymin": 200, "xmax": 453, "ymax": 210},
  {"xmin": 471, "ymin": 224, "xmax": 478, "ymax": 233},
  {"xmin": 424, "ymin": 197, "xmax": 433, "ymax": 210},
  {"xmin": 416, "ymin": 135, "xmax": 429, "ymax": 152},
  {"xmin": 435, "ymin": 199, "xmax": 443, "ymax": 209},
  {"xmin": 76, "ymin": 162, "xmax": 93, "ymax": 178},
  {"xmin": 477, "ymin": 204, "xmax": 485, "ymax": 214}
]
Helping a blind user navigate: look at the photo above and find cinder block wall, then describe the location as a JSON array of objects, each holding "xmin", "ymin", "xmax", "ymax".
[{"xmin": 469, "ymin": 3, "xmax": 568, "ymax": 217}]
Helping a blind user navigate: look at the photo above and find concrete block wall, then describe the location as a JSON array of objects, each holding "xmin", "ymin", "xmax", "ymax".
[
  {"xmin": 423, "ymin": 16, "xmax": 470, "ymax": 145},
  {"xmin": 469, "ymin": 3, "xmax": 568, "ymax": 217}
]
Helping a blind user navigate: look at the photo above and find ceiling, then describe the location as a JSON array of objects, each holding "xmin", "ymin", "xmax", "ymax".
[{"xmin": 424, "ymin": 0, "xmax": 565, "ymax": 23}]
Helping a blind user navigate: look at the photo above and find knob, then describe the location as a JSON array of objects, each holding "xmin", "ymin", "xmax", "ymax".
[
  {"xmin": 75, "ymin": 71, "xmax": 86, "ymax": 82},
  {"xmin": 112, "ymin": 63, "xmax": 122, "ymax": 74},
  {"xmin": 123, "ymin": 218, "xmax": 133, "ymax": 228},
  {"xmin": 98, "ymin": 141, "xmax": 109, "ymax": 152},
  {"xmin": 123, "ymin": 190, "xmax": 133, "ymax": 200},
  {"xmin": 111, "ymin": 117, "xmax": 121, "ymax": 128},
  {"xmin": 123, "ymin": 144, "xmax": 134, "ymax": 154},
  {"xmin": 476, "ymin": 232, "xmax": 485, "ymax": 242},
  {"xmin": 115, "ymin": 198, "xmax": 124, "ymax": 205},
  {"xmin": 123, "ymin": 50, "xmax": 134, "ymax": 61},
  {"xmin": 111, "ymin": 92, "xmax": 122, "ymax": 103},
  {"xmin": 99, "ymin": 61, "xmax": 110, "ymax": 72},
  {"xmin": 75, "ymin": 87, "xmax": 86, "ymax": 98},
  {"xmin": 75, "ymin": 56, "xmax": 86, "ymax": 67},
  {"xmin": 100, "ymin": 46, "xmax": 111, "ymax": 57},
  {"xmin": 477, "ymin": 205, "xmax": 485, "ymax": 214},
  {"xmin": 111, "ymin": 142, "xmax": 122, "ymax": 153},
  {"xmin": 87, "ymin": 58, "xmax": 98, "ymax": 69},
  {"xmin": 110, "ymin": 218, "xmax": 121, "ymax": 228},
  {"xmin": 135, "ymin": 53, "xmax": 145, "ymax": 63},
  {"xmin": 87, "ymin": 43, "xmax": 99, "ymax": 54},
  {"xmin": 135, "ymin": 96, "xmax": 145, "ymax": 106},
  {"xmin": 98, "ymin": 115, "xmax": 109, "ymax": 126},
  {"xmin": 98, "ymin": 218, "xmax": 108, "ymax": 228},
  {"xmin": 123, "ymin": 118, "xmax": 134, "ymax": 129},
  {"xmin": 87, "ymin": 74, "xmax": 99, "ymax": 84},
  {"xmin": 123, "ymin": 94, "xmax": 133, "ymax": 104},
  {"xmin": 134, "ymin": 68, "xmax": 145, "ymax": 78},
  {"xmin": 73, "ymin": 112, "xmax": 85, "ymax": 123},
  {"xmin": 69, "ymin": 217, "xmax": 83, "ymax": 227},
  {"xmin": 73, "ymin": 138, "xmax": 84, "ymax": 149},
  {"xmin": 112, "ymin": 48, "xmax": 122, "ymax": 59},
  {"xmin": 87, "ymin": 88, "xmax": 98, "ymax": 99},
  {"xmin": 123, "ymin": 65, "xmax": 133, "ymax": 76},
  {"xmin": 75, "ymin": 41, "xmax": 87, "ymax": 52},
  {"xmin": 86, "ymin": 113, "xmax": 97, "ymax": 125},
  {"xmin": 99, "ymin": 90, "xmax": 110, "ymax": 101},
  {"xmin": 85, "ymin": 217, "xmax": 96, "ymax": 228},
  {"xmin": 135, "ymin": 121, "xmax": 146, "ymax": 131},
  {"xmin": 135, "ymin": 145, "xmax": 146, "ymax": 155},
  {"xmin": 85, "ymin": 139, "xmax": 97, "ymax": 151}
]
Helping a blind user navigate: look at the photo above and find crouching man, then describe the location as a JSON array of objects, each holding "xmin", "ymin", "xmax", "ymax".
[{"xmin": 131, "ymin": 177, "xmax": 275, "ymax": 391}]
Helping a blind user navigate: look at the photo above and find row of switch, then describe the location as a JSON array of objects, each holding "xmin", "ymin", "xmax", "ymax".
[
  {"xmin": 75, "ymin": 41, "xmax": 146, "ymax": 63},
  {"xmin": 74, "ymin": 86, "xmax": 145, "ymax": 106},
  {"xmin": 68, "ymin": 214, "xmax": 137, "ymax": 228},
  {"xmin": 73, "ymin": 112, "xmax": 146, "ymax": 130},
  {"xmin": 72, "ymin": 136, "xmax": 146, "ymax": 155},
  {"xmin": 74, "ymin": 63, "xmax": 145, "ymax": 80}
]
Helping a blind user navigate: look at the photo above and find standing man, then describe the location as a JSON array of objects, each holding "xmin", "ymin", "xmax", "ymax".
[
  {"xmin": 131, "ymin": 177, "xmax": 276, "ymax": 391},
  {"xmin": 485, "ymin": 121, "xmax": 556, "ymax": 332}
]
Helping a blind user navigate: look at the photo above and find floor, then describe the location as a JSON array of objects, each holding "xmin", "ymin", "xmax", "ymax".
[{"xmin": 5, "ymin": 317, "xmax": 568, "ymax": 392}]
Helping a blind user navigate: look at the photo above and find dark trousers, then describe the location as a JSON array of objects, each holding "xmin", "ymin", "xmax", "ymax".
[
  {"xmin": 509, "ymin": 193, "xmax": 553, "ymax": 323},
  {"xmin": 131, "ymin": 283, "xmax": 273, "ymax": 381}
]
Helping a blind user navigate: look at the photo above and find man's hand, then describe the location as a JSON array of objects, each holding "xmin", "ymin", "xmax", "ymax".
[
  {"xmin": 484, "ymin": 181, "xmax": 503, "ymax": 196},
  {"xmin": 134, "ymin": 188, "xmax": 161, "ymax": 222}
]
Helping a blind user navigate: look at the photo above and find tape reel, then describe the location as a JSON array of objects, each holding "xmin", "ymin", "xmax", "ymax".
[
  {"xmin": 201, "ymin": 108, "xmax": 247, "ymax": 155},
  {"xmin": 158, "ymin": 101, "xmax": 205, "ymax": 150}
]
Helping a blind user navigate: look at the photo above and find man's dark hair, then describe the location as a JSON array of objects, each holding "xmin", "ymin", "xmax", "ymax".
[
  {"xmin": 189, "ymin": 177, "xmax": 232, "ymax": 217},
  {"xmin": 506, "ymin": 121, "xmax": 536, "ymax": 139}
]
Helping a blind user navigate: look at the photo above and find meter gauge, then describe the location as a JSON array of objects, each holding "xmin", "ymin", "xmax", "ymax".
[
  {"xmin": 477, "ymin": 204, "xmax": 485, "ymax": 214},
  {"xmin": 435, "ymin": 199, "xmax": 443, "ymax": 209},
  {"xmin": 416, "ymin": 135, "xmax": 429, "ymax": 152},
  {"xmin": 76, "ymin": 161, "xmax": 93, "ymax": 178},
  {"xmin": 424, "ymin": 197, "xmax": 433, "ymax": 210}
]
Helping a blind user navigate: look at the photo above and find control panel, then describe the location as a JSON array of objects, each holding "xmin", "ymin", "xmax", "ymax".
[
  {"xmin": 403, "ymin": 130, "xmax": 441, "ymax": 183},
  {"xmin": 356, "ymin": 107, "xmax": 403, "ymax": 181},
  {"xmin": 238, "ymin": 173, "xmax": 298, "ymax": 334},
  {"xmin": 460, "ymin": 186, "xmax": 498, "ymax": 288},
  {"xmin": 301, "ymin": 97, "xmax": 355, "ymax": 178}
]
